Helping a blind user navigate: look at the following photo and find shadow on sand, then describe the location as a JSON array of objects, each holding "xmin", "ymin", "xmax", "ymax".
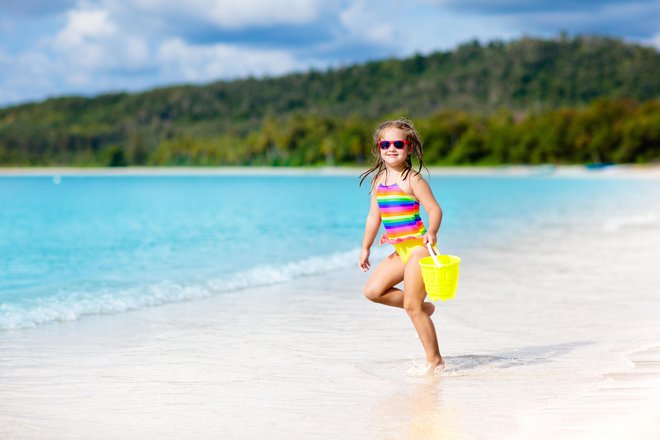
[{"xmin": 442, "ymin": 340, "xmax": 593, "ymax": 375}]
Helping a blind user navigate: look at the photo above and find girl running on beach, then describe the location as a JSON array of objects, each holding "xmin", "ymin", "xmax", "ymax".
[{"xmin": 358, "ymin": 118, "xmax": 444, "ymax": 373}]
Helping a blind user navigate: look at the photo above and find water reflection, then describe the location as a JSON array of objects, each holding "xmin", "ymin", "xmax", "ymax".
[{"xmin": 371, "ymin": 376, "xmax": 465, "ymax": 440}]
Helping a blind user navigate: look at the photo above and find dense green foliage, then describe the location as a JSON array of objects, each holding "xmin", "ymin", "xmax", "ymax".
[{"xmin": 1, "ymin": 35, "xmax": 659, "ymax": 166}]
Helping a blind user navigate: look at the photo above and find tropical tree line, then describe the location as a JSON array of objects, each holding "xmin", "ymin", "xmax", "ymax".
[
  {"xmin": 1, "ymin": 98, "xmax": 657, "ymax": 166},
  {"xmin": 0, "ymin": 35, "xmax": 658, "ymax": 166}
]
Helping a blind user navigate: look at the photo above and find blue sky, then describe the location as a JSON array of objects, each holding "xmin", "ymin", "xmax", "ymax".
[{"xmin": 1, "ymin": 0, "xmax": 658, "ymax": 107}]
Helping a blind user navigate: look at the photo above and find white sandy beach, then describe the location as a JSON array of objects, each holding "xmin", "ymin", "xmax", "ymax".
[{"xmin": 1, "ymin": 266, "xmax": 659, "ymax": 440}]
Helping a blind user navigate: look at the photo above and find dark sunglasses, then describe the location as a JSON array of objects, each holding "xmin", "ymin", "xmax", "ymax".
[{"xmin": 378, "ymin": 139, "xmax": 409, "ymax": 150}]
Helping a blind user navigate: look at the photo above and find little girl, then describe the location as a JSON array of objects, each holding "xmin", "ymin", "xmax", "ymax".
[{"xmin": 358, "ymin": 118, "xmax": 444, "ymax": 372}]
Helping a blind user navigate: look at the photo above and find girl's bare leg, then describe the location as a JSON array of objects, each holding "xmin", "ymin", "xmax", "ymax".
[
  {"xmin": 403, "ymin": 248, "xmax": 443, "ymax": 369},
  {"xmin": 364, "ymin": 253, "xmax": 404, "ymax": 306},
  {"xmin": 364, "ymin": 253, "xmax": 435, "ymax": 315}
]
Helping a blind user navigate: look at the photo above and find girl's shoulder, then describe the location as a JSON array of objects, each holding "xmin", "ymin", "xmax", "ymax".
[
  {"xmin": 403, "ymin": 169, "xmax": 427, "ymax": 187},
  {"xmin": 402, "ymin": 170, "xmax": 432, "ymax": 198}
]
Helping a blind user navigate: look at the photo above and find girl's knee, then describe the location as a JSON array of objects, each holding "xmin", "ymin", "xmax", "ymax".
[
  {"xmin": 363, "ymin": 284, "xmax": 383, "ymax": 302},
  {"xmin": 403, "ymin": 298, "xmax": 424, "ymax": 316}
]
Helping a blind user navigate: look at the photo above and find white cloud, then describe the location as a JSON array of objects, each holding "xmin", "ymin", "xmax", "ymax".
[
  {"xmin": 415, "ymin": 0, "xmax": 660, "ymax": 39},
  {"xmin": 53, "ymin": 8, "xmax": 115, "ymax": 47},
  {"xmin": 332, "ymin": 0, "xmax": 518, "ymax": 56},
  {"xmin": 0, "ymin": 1, "xmax": 315, "ymax": 105},
  {"xmin": 339, "ymin": 0, "xmax": 397, "ymax": 46},
  {"xmin": 131, "ymin": 0, "xmax": 321, "ymax": 29},
  {"xmin": 415, "ymin": 0, "xmax": 635, "ymax": 13},
  {"xmin": 50, "ymin": 6, "xmax": 149, "ymax": 73},
  {"xmin": 1, "ymin": 0, "xmax": 658, "ymax": 106},
  {"xmin": 156, "ymin": 38, "xmax": 299, "ymax": 82}
]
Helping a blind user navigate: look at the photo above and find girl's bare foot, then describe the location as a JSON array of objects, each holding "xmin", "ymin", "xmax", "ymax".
[{"xmin": 425, "ymin": 357, "xmax": 445, "ymax": 375}]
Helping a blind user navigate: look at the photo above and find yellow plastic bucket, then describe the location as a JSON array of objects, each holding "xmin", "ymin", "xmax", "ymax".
[{"xmin": 419, "ymin": 244, "xmax": 461, "ymax": 301}]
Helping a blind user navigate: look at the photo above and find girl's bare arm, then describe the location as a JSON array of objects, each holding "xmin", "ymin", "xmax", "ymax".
[
  {"xmin": 359, "ymin": 189, "xmax": 382, "ymax": 271},
  {"xmin": 411, "ymin": 175, "xmax": 442, "ymax": 245}
]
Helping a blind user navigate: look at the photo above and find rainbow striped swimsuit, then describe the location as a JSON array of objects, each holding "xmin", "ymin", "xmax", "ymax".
[{"xmin": 376, "ymin": 182, "xmax": 427, "ymax": 244}]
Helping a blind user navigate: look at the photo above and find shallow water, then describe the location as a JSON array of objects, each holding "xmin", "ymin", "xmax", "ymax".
[{"xmin": 2, "ymin": 173, "xmax": 658, "ymax": 329}]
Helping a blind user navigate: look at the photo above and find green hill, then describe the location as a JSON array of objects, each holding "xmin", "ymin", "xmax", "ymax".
[{"xmin": 1, "ymin": 34, "xmax": 659, "ymax": 166}]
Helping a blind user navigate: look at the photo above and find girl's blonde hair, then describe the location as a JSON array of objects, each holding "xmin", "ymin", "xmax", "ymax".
[{"xmin": 359, "ymin": 118, "xmax": 427, "ymax": 187}]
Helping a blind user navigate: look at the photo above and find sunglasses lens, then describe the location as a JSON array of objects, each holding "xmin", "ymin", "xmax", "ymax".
[{"xmin": 379, "ymin": 140, "xmax": 407, "ymax": 150}]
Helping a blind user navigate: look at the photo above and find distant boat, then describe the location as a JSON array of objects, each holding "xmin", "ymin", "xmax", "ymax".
[{"xmin": 584, "ymin": 162, "xmax": 615, "ymax": 170}]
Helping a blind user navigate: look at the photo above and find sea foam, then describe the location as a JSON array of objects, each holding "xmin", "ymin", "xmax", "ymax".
[{"xmin": 0, "ymin": 247, "xmax": 387, "ymax": 330}]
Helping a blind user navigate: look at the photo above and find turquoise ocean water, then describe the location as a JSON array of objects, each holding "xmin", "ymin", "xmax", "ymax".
[{"xmin": 1, "ymin": 171, "xmax": 659, "ymax": 330}]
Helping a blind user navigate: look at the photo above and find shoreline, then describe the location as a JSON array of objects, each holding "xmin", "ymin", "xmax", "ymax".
[{"xmin": 1, "ymin": 164, "xmax": 660, "ymax": 178}]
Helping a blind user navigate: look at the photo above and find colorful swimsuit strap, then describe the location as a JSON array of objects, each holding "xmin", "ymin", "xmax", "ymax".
[{"xmin": 380, "ymin": 170, "xmax": 406, "ymax": 191}]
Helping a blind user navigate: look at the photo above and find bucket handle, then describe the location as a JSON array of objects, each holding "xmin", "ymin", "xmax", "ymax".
[{"xmin": 426, "ymin": 243, "xmax": 442, "ymax": 268}]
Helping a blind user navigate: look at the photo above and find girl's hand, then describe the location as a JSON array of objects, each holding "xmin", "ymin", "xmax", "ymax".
[
  {"xmin": 358, "ymin": 248, "xmax": 371, "ymax": 272},
  {"xmin": 422, "ymin": 232, "xmax": 437, "ymax": 246}
]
